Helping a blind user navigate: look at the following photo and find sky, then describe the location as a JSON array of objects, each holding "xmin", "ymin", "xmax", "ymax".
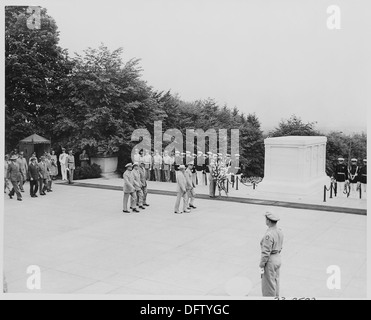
[{"xmin": 6, "ymin": 0, "xmax": 371, "ymax": 133}]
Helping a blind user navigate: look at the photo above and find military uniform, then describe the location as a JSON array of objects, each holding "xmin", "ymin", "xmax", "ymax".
[
  {"xmin": 348, "ymin": 159, "xmax": 359, "ymax": 194},
  {"xmin": 174, "ymin": 166, "xmax": 189, "ymax": 213},
  {"xmin": 153, "ymin": 152, "xmax": 162, "ymax": 182},
  {"xmin": 7, "ymin": 156, "xmax": 22, "ymax": 201},
  {"xmin": 133, "ymin": 164, "xmax": 144, "ymax": 208},
  {"xmin": 259, "ymin": 212, "xmax": 284, "ymax": 297},
  {"xmin": 123, "ymin": 164, "xmax": 138, "ymax": 213},
  {"xmin": 359, "ymin": 160, "xmax": 367, "ymax": 193},
  {"xmin": 333, "ymin": 158, "xmax": 348, "ymax": 195},
  {"xmin": 185, "ymin": 165, "xmax": 196, "ymax": 209}
]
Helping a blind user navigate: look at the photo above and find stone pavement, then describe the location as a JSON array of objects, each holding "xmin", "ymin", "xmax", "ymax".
[{"xmin": 3, "ymin": 179, "xmax": 367, "ymax": 298}]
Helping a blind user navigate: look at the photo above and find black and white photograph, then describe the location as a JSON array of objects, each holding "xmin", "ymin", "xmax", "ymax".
[{"xmin": 1, "ymin": 0, "xmax": 369, "ymax": 301}]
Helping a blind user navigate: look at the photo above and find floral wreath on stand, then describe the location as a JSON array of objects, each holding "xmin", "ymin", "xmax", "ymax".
[{"xmin": 211, "ymin": 160, "xmax": 229, "ymax": 197}]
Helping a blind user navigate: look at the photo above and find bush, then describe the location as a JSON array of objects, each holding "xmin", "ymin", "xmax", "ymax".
[{"xmin": 74, "ymin": 163, "xmax": 102, "ymax": 180}]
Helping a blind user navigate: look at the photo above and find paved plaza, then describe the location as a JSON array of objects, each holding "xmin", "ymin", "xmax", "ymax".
[{"xmin": 3, "ymin": 179, "xmax": 367, "ymax": 298}]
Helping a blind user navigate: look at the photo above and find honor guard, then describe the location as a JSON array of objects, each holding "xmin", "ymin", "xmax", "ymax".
[
  {"xmin": 359, "ymin": 159, "xmax": 367, "ymax": 194},
  {"xmin": 259, "ymin": 212, "xmax": 284, "ymax": 297},
  {"xmin": 333, "ymin": 157, "xmax": 348, "ymax": 196},
  {"xmin": 348, "ymin": 158, "xmax": 359, "ymax": 195},
  {"xmin": 196, "ymin": 151, "xmax": 205, "ymax": 186}
]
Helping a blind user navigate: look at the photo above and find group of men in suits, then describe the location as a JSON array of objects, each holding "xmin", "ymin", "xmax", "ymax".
[
  {"xmin": 332, "ymin": 157, "xmax": 367, "ymax": 196},
  {"xmin": 132, "ymin": 148, "xmax": 242, "ymax": 188}
]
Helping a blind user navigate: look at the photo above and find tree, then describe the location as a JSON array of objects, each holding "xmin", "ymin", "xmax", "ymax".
[
  {"xmin": 269, "ymin": 115, "xmax": 320, "ymax": 137},
  {"xmin": 5, "ymin": 6, "xmax": 72, "ymax": 150}
]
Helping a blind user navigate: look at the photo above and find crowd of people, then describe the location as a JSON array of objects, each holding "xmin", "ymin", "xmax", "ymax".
[{"xmin": 4, "ymin": 148, "xmax": 79, "ymax": 201}]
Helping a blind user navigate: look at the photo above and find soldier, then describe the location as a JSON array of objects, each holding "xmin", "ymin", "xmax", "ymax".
[
  {"xmin": 359, "ymin": 159, "xmax": 367, "ymax": 194},
  {"xmin": 153, "ymin": 150, "xmax": 162, "ymax": 182},
  {"xmin": 185, "ymin": 162, "xmax": 197, "ymax": 210},
  {"xmin": 67, "ymin": 150, "xmax": 75, "ymax": 184},
  {"xmin": 174, "ymin": 165, "xmax": 189, "ymax": 214},
  {"xmin": 38, "ymin": 156, "xmax": 49, "ymax": 195},
  {"xmin": 123, "ymin": 163, "xmax": 139, "ymax": 214},
  {"xmin": 259, "ymin": 212, "xmax": 284, "ymax": 298},
  {"xmin": 59, "ymin": 148, "xmax": 68, "ymax": 181},
  {"xmin": 133, "ymin": 163, "xmax": 145, "ymax": 210},
  {"xmin": 348, "ymin": 158, "xmax": 359, "ymax": 195},
  {"xmin": 28, "ymin": 156, "xmax": 40, "ymax": 198},
  {"xmin": 139, "ymin": 162, "xmax": 150, "ymax": 207},
  {"xmin": 208, "ymin": 158, "xmax": 217, "ymax": 198},
  {"xmin": 143, "ymin": 150, "xmax": 152, "ymax": 181},
  {"xmin": 17, "ymin": 151, "xmax": 28, "ymax": 192},
  {"xmin": 7, "ymin": 155, "xmax": 22, "ymax": 201},
  {"xmin": 79, "ymin": 150, "xmax": 90, "ymax": 167},
  {"xmin": 332, "ymin": 157, "xmax": 349, "ymax": 196}
]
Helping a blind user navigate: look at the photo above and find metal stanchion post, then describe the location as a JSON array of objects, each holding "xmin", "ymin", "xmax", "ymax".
[
  {"xmin": 227, "ymin": 179, "xmax": 229, "ymax": 193},
  {"xmin": 324, "ymin": 185, "xmax": 327, "ymax": 202},
  {"xmin": 236, "ymin": 176, "xmax": 239, "ymax": 191},
  {"xmin": 330, "ymin": 182, "xmax": 333, "ymax": 199},
  {"xmin": 253, "ymin": 182, "xmax": 256, "ymax": 190},
  {"xmin": 360, "ymin": 184, "xmax": 362, "ymax": 199}
]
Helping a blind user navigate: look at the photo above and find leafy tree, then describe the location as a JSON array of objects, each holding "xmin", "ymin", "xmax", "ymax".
[
  {"xmin": 5, "ymin": 6, "xmax": 72, "ymax": 150},
  {"xmin": 269, "ymin": 115, "xmax": 320, "ymax": 137}
]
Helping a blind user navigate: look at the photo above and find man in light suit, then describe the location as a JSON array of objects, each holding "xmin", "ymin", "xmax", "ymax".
[
  {"xmin": 174, "ymin": 165, "xmax": 189, "ymax": 214},
  {"xmin": 123, "ymin": 163, "xmax": 139, "ymax": 214},
  {"xmin": 7, "ymin": 155, "xmax": 22, "ymax": 201},
  {"xmin": 16, "ymin": 152, "xmax": 28, "ymax": 192},
  {"xmin": 133, "ymin": 163, "xmax": 145, "ymax": 210},
  {"xmin": 38, "ymin": 156, "xmax": 49, "ymax": 195},
  {"xmin": 139, "ymin": 162, "xmax": 149, "ymax": 207},
  {"xmin": 59, "ymin": 148, "xmax": 68, "ymax": 181},
  {"xmin": 185, "ymin": 162, "xmax": 197, "ymax": 210}
]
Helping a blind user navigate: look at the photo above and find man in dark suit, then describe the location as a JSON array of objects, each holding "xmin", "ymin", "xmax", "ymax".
[
  {"xmin": 28, "ymin": 157, "xmax": 40, "ymax": 198},
  {"xmin": 7, "ymin": 155, "xmax": 22, "ymax": 201}
]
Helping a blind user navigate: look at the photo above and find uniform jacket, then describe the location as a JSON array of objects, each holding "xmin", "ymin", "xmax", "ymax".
[
  {"xmin": 67, "ymin": 155, "xmax": 75, "ymax": 170},
  {"xmin": 123, "ymin": 170, "xmax": 135, "ymax": 193},
  {"xmin": 28, "ymin": 163, "xmax": 40, "ymax": 180},
  {"xmin": 17, "ymin": 157, "xmax": 28, "ymax": 174},
  {"xmin": 348, "ymin": 164, "xmax": 359, "ymax": 183},
  {"xmin": 38, "ymin": 161, "xmax": 49, "ymax": 179},
  {"xmin": 359, "ymin": 165, "xmax": 367, "ymax": 184},
  {"xmin": 176, "ymin": 171, "xmax": 187, "ymax": 193},
  {"xmin": 185, "ymin": 168, "xmax": 195, "ymax": 190},
  {"xmin": 334, "ymin": 164, "xmax": 348, "ymax": 182},
  {"xmin": 7, "ymin": 162, "xmax": 21, "ymax": 182},
  {"xmin": 259, "ymin": 226, "xmax": 284, "ymax": 268}
]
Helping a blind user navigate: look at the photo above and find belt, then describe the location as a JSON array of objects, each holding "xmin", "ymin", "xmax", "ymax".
[
  {"xmin": 337, "ymin": 172, "xmax": 345, "ymax": 175},
  {"xmin": 271, "ymin": 250, "xmax": 281, "ymax": 255}
]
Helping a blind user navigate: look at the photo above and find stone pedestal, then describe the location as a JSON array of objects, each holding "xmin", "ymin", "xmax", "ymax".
[{"xmin": 259, "ymin": 136, "xmax": 329, "ymax": 195}]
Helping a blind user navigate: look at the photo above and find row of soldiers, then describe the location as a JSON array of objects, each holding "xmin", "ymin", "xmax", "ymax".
[
  {"xmin": 4, "ymin": 152, "xmax": 58, "ymax": 201},
  {"xmin": 332, "ymin": 157, "xmax": 367, "ymax": 195},
  {"xmin": 132, "ymin": 149, "xmax": 242, "ymax": 186}
]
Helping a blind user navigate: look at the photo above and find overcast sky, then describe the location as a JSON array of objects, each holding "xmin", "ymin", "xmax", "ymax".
[{"xmin": 8, "ymin": 0, "xmax": 370, "ymax": 132}]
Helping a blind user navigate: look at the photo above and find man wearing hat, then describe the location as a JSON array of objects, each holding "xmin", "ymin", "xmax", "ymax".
[
  {"xmin": 348, "ymin": 158, "xmax": 360, "ymax": 195},
  {"xmin": 174, "ymin": 165, "xmax": 189, "ymax": 214},
  {"xmin": 16, "ymin": 151, "xmax": 28, "ymax": 192},
  {"xmin": 143, "ymin": 149, "xmax": 152, "ymax": 181},
  {"xmin": 123, "ymin": 163, "xmax": 139, "ymax": 213},
  {"xmin": 59, "ymin": 148, "xmax": 68, "ymax": 181},
  {"xmin": 185, "ymin": 162, "xmax": 197, "ymax": 210},
  {"xmin": 332, "ymin": 157, "xmax": 349, "ymax": 196},
  {"xmin": 259, "ymin": 212, "xmax": 284, "ymax": 297},
  {"xmin": 358, "ymin": 159, "xmax": 367, "ymax": 194},
  {"xmin": 7, "ymin": 155, "xmax": 22, "ymax": 201},
  {"xmin": 28, "ymin": 156, "xmax": 40, "ymax": 198},
  {"xmin": 132, "ymin": 163, "xmax": 145, "ymax": 210}
]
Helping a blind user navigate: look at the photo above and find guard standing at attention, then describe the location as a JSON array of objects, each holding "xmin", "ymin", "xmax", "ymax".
[
  {"xmin": 259, "ymin": 212, "xmax": 284, "ymax": 297},
  {"xmin": 359, "ymin": 159, "xmax": 367, "ymax": 194},
  {"xmin": 348, "ymin": 158, "xmax": 359, "ymax": 195},
  {"xmin": 332, "ymin": 157, "xmax": 348, "ymax": 196}
]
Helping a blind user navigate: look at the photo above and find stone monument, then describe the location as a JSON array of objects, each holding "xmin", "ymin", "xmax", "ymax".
[{"xmin": 259, "ymin": 136, "xmax": 329, "ymax": 195}]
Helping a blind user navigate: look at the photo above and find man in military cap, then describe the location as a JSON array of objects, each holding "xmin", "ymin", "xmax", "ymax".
[
  {"xmin": 133, "ymin": 163, "xmax": 145, "ymax": 210},
  {"xmin": 332, "ymin": 157, "xmax": 348, "ymax": 196},
  {"xmin": 7, "ymin": 155, "xmax": 22, "ymax": 201},
  {"xmin": 185, "ymin": 162, "xmax": 197, "ymax": 210},
  {"xmin": 348, "ymin": 158, "xmax": 359, "ymax": 195},
  {"xmin": 139, "ymin": 161, "xmax": 150, "ymax": 207},
  {"xmin": 123, "ymin": 163, "xmax": 139, "ymax": 214},
  {"xmin": 196, "ymin": 151, "xmax": 205, "ymax": 186},
  {"xmin": 359, "ymin": 159, "xmax": 367, "ymax": 194},
  {"xmin": 259, "ymin": 212, "xmax": 284, "ymax": 297}
]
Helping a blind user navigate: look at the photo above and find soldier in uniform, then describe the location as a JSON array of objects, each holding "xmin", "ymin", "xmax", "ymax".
[
  {"xmin": 259, "ymin": 212, "xmax": 284, "ymax": 297},
  {"xmin": 348, "ymin": 158, "xmax": 359, "ymax": 195},
  {"xmin": 196, "ymin": 151, "xmax": 204, "ymax": 186},
  {"xmin": 38, "ymin": 156, "xmax": 49, "ymax": 195},
  {"xmin": 332, "ymin": 157, "xmax": 349, "ymax": 196},
  {"xmin": 79, "ymin": 150, "xmax": 90, "ymax": 167},
  {"xmin": 123, "ymin": 163, "xmax": 139, "ymax": 214},
  {"xmin": 67, "ymin": 150, "xmax": 75, "ymax": 184},
  {"xmin": 174, "ymin": 165, "xmax": 189, "ymax": 214},
  {"xmin": 143, "ymin": 150, "xmax": 152, "ymax": 181},
  {"xmin": 359, "ymin": 159, "xmax": 367, "ymax": 194},
  {"xmin": 139, "ymin": 161, "xmax": 150, "ymax": 207},
  {"xmin": 17, "ymin": 151, "xmax": 28, "ymax": 192},
  {"xmin": 133, "ymin": 163, "xmax": 145, "ymax": 210},
  {"xmin": 7, "ymin": 155, "xmax": 22, "ymax": 201},
  {"xmin": 28, "ymin": 156, "xmax": 40, "ymax": 198},
  {"xmin": 153, "ymin": 150, "xmax": 162, "ymax": 182}
]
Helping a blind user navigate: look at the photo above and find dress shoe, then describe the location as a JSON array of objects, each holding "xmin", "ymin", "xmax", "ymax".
[
  {"xmin": 139, "ymin": 206, "xmax": 146, "ymax": 209},
  {"xmin": 184, "ymin": 210, "xmax": 191, "ymax": 213},
  {"xmin": 133, "ymin": 208, "xmax": 140, "ymax": 213},
  {"xmin": 189, "ymin": 205, "xmax": 197, "ymax": 209},
  {"xmin": 20, "ymin": 189, "xmax": 25, "ymax": 193},
  {"xmin": 17, "ymin": 198, "xmax": 22, "ymax": 201},
  {"xmin": 8, "ymin": 194, "xmax": 13, "ymax": 199},
  {"xmin": 34, "ymin": 195, "xmax": 38, "ymax": 198},
  {"xmin": 122, "ymin": 210, "xmax": 131, "ymax": 214},
  {"xmin": 143, "ymin": 204, "xmax": 150, "ymax": 207},
  {"xmin": 174, "ymin": 211, "xmax": 182, "ymax": 214}
]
